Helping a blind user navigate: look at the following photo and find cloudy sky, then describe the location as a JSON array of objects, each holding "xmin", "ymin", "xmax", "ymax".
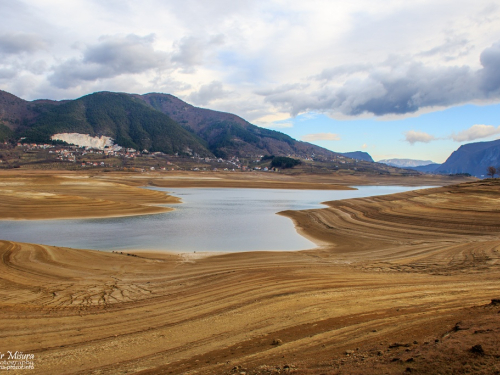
[{"xmin": 1, "ymin": 0, "xmax": 500, "ymax": 162}]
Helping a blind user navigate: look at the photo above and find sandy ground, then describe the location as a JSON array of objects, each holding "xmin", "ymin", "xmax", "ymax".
[
  {"xmin": 0, "ymin": 171, "xmax": 499, "ymax": 374},
  {"xmin": 0, "ymin": 173, "xmax": 180, "ymax": 220}
]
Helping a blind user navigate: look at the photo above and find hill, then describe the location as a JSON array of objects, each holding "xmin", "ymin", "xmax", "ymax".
[
  {"xmin": 136, "ymin": 93, "xmax": 340, "ymax": 159},
  {"xmin": 0, "ymin": 90, "xmax": 43, "ymax": 130},
  {"xmin": 15, "ymin": 92, "xmax": 212, "ymax": 156},
  {"xmin": 435, "ymin": 139, "xmax": 500, "ymax": 177},
  {"xmin": 0, "ymin": 90, "xmax": 342, "ymax": 160},
  {"xmin": 339, "ymin": 151, "xmax": 374, "ymax": 162}
]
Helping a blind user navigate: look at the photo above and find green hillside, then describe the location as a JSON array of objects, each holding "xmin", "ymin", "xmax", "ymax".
[
  {"xmin": 21, "ymin": 92, "xmax": 212, "ymax": 156},
  {"xmin": 195, "ymin": 120, "xmax": 294, "ymax": 158},
  {"xmin": 1, "ymin": 90, "xmax": 340, "ymax": 159}
]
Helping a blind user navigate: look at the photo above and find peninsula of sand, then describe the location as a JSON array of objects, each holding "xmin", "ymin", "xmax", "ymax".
[{"xmin": 0, "ymin": 170, "xmax": 499, "ymax": 374}]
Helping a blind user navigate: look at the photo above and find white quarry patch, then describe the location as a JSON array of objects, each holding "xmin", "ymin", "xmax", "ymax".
[{"xmin": 51, "ymin": 133, "xmax": 122, "ymax": 151}]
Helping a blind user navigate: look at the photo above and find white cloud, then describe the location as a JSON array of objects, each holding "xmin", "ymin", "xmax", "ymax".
[
  {"xmin": 451, "ymin": 124, "xmax": 500, "ymax": 142},
  {"xmin": 301, "ymin": 133, "xmax": 341, "ymax": 142},
  {"xmin": 362, "ymin": 143, "xmax": 367, "ymax": 149},
  {"xmin": 404, "ymin": 130, "xmax": 437, "ymax": 145},
  {"xmin": 172, "ymin": 35, "xmax": 225, "ymax": 73},
  {"xmin": 1, "ymin": 0, "xmax": 500, "ymax": 126}
]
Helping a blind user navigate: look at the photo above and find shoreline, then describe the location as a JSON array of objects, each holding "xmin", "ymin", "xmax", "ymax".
[
  {"xmin": 277, "ymin": 210, "xmax": 333, "ymax": 251},
  {"xmin": 0, "ymin": 206, "xmax": 175, "ymax": 221},
  {"xmin": 126, "ymin": 248, "xmax": 228, "ymax": 261}
]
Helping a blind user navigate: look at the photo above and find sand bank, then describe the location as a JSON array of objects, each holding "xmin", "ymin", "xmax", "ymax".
[{"xmin": 0, "ymin": 173, "xmax": 180, "ymax": 220}]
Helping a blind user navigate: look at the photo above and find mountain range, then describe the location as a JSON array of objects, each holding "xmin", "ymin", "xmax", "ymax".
[
  {"xmin": 2, "ymin": 89, "xmax": 499, "ymax": 177},
  {"xmin": 378, "ymin": 141, "xmax": 500, "ymax": 177},
  {"xmin": 378, "ymin": 158, "xmax": 436, "ymax": 168},
  {"xmin": 434, "ymin": 139, "xmax": 500, "ymax": 177},
  {"xmin": 0, "ymin": 90, "xmax": 340, "ymax": 160}
]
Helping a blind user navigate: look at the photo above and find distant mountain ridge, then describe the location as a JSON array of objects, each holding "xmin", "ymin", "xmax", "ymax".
[
  {"xmin": 378, "ymin": 158, "xmax": 437, "ymax": 168},
  {"xmin": 377, "ymin": 140, "xmax": 500, "ymax": 176},
  {"xmin": 340, "ymin": 151, "xmax": 374, "ymax": 162},
  {"xmin": 435, "ymin": 139, "xmax": 500, "ymax": 177},
  {"xmin": 0, "ymin": 90, "xmax": 340, "ymax": 159}
]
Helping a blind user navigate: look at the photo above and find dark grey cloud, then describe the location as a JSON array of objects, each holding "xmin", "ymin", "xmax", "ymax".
[
  {"xmin": 478, "ymin": 41, "xmax": 500, "ymax": 93},
  {"xmin": 0, "ymin": 33, "xmax": 47, "ymax": 55},
  {"xmin": 343, "ymin": 63, "xmax": 475, "ymax": 115},
  {"xmin": 261, "ymin": 41, "xmax": 500, "ymax": 117},
  {"xmin": 188, "ymin": 81, "xmax": 231, "ymax": 105},
  {"xmin": 49, "ymin": 34, "xmax": 169, "ymax": 89}
]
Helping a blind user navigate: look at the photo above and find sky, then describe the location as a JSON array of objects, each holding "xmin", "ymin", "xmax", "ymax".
[{"xmin": 1, "ymin": 0, "xmax": 500, "ymax": 163}]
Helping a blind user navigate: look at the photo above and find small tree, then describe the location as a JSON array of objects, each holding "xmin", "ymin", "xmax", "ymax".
[{"xmin": 487, "ymin": 166, "xmax": 497, "ymax": 178}]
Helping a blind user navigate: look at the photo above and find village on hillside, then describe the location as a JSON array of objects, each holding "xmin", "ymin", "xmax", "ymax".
[{"xmin": 0, "ymin": 138, "xmax": 382, "ymax": 175}]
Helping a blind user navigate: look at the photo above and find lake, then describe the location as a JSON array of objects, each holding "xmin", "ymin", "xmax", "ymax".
[{"xmin": 0, "ymin": 186, "xmax": 426, "ymax": 253}]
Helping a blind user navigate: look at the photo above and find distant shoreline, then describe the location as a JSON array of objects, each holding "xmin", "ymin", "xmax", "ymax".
[{"xmin": 0, "ymin": 169, "xmax": 472, "ymax": 221}]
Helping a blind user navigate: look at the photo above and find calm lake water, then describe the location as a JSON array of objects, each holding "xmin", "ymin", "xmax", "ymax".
[{"xmin": 0, "ymin": 186, "xmax": 426, "ymax": 252}]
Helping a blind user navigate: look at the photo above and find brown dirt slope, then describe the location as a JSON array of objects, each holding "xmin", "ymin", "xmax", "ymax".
[
  {"xmin": 282, "ymin": 179, "xmax": 500, "ymax": 275},
  {"xmin": 0, "ymin": 178, "xmax": 499, "ymax": 374}
]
